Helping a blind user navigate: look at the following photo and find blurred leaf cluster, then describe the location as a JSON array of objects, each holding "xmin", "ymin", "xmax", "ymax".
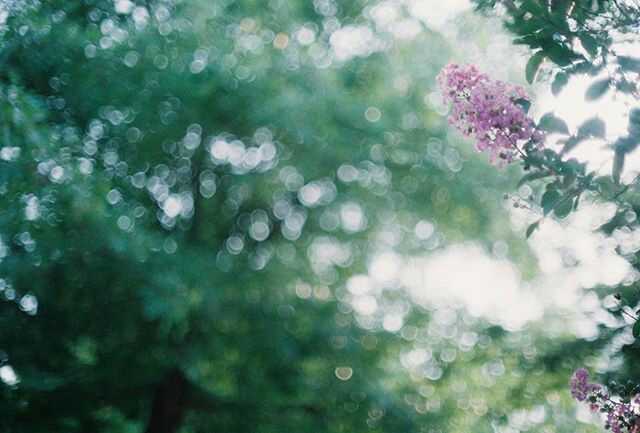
[{"xmin": 0, "ymin": 1, "xmax": 611, "ymax": 433}]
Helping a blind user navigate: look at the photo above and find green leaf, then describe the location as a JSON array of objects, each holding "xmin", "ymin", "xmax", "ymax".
[
  {"xmin": 613, "ymin": 148, "xmax": 625, "ymax": 184},
  {"xmin": 633, "ymin": 320, "xmax": 640, "ymax": 339},
  {"xmin": 629, "ymin": 108, "xmax": 640, "ymax": 136},
  {"xmin": 613, "ymin": 136, "xmax": 637, "ymax": 155},
  {"xmin": 562, "ymin": 169, "xmax": 577, "ymax": 188},
  {"xmin": 543, "ymin": 42, "xmax": 580, "ymax": 67},
  {"xmin": 569, "ymin": 60, "xmax": 594, "ymax": 75},
  {"xmin": 518, "ymin": 170, "xmax": 552, "ymax": 187},
  {"xmin": 565, "ymin": 158, "xmax": 586, "ymax": 175},
  {"xmin": 513, "ymin": 35, "xmax": 541, "ymax": 47},
  {"xmin": 526, "ymin": 51, "xmax": 545, "ymax": 84},
  {"xmin": 543, "ymin": 148, "xmax": 558, "ymax": 159},
  {"xmin": 616, "ymin": 79, "xmax": 638, "ymax": 95},
  {"xmin": 514, "ymin": 98, "xmax": 531, "ymax": 113},
  {"xmin": 598, "ymin": 211, "xmax": 629, "ymax": 234},
  {"xmin": 538, "ymin": 112, "xmax": 569, "ymax": 135},
  {"xmin": 550, "ymin": 0, "xmax": 573, "ymax": 16},
  {"xmin": 526, "ymin": 221, "xmax": 540, "ymax": 239},
  {"xmin": 553, "ymin": 196, "xmax": 573, "ymax": 219},
  {"xmin": 541, "ymin": 189, "xmax": 561, "ymax": 215},
  {"xmin": 595, "ymin": 176, "xmax": 616, "ymax": 197},
  {"xmin": 520, "ymin": 0, "xmax": 546, "ymax": 16},
  {"xmin": 577, "ymin": 117, "xmax": 606, "ymax": 138},
  {"xmin": 579, "ymin": 33, "xmax": 599, "ymax": 57},
  {"xmin": 585, "ymin": 78, "xmax": 611, "ymax": 101},
  {"xmin": 551, "ymin": 72, "xmax": 569, "ymax": 96},
  {"xmin": 619, "ymin": 56, "xmax": 640, "ymax": 73}
]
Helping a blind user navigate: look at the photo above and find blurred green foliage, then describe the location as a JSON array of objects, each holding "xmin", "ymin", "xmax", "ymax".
[{"xmin": 0, "ymin": 1, "xmax": 620, "ymax": 433}]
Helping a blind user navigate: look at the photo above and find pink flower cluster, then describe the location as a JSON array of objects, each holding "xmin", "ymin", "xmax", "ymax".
[
  {"xmin": 570, "ymin": 369, "xmax": 640, "ymax": 433},
  {"xmin": 437, "ymin": 63, "xmax": 543, "ymax": 165},
  {"xmin": 570, "ymin": 367, "xmax": 601, "ymax": 401}
]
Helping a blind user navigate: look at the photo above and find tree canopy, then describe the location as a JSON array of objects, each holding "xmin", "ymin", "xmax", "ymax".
[{"xmin": 1, "ymin": 1, "xmax": 639, "ymax": 433}]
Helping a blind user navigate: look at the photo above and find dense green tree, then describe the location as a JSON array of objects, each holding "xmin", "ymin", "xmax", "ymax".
[
  {"xmin": 0, "ymin": 1, "xmax": 520, "ymax": 432},
  {"xmin": 3, "ymin": 1, "xmax": 634, "ymax": 433}
]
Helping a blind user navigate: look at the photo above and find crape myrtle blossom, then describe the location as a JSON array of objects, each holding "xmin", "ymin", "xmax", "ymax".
[
  {"xmin": 570, "ymin": 367, "xmax": 602, "ymax": 402},
  {"xmin": 437, "ymin": 63, "xmax": 543, "ymax": 165},
  {"xmin": 570, "ymin": 369, "xmax": 640, "ymax": 433}
]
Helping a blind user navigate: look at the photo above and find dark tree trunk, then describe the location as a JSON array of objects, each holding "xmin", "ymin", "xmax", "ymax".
[{"xmin": 145, "ymin": 368, "xmax": 190, "ymax": 433}]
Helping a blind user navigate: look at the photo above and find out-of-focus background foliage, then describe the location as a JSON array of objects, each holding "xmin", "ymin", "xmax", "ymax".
[{"xmin": 0, "ymin": 1, "xmax": 635, "ymax": 432}]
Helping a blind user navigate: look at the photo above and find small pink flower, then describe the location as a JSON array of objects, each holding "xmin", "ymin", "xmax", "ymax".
[{"xmin": 570, "ymin": 368, "xmax": 600, "ymax": 402}]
